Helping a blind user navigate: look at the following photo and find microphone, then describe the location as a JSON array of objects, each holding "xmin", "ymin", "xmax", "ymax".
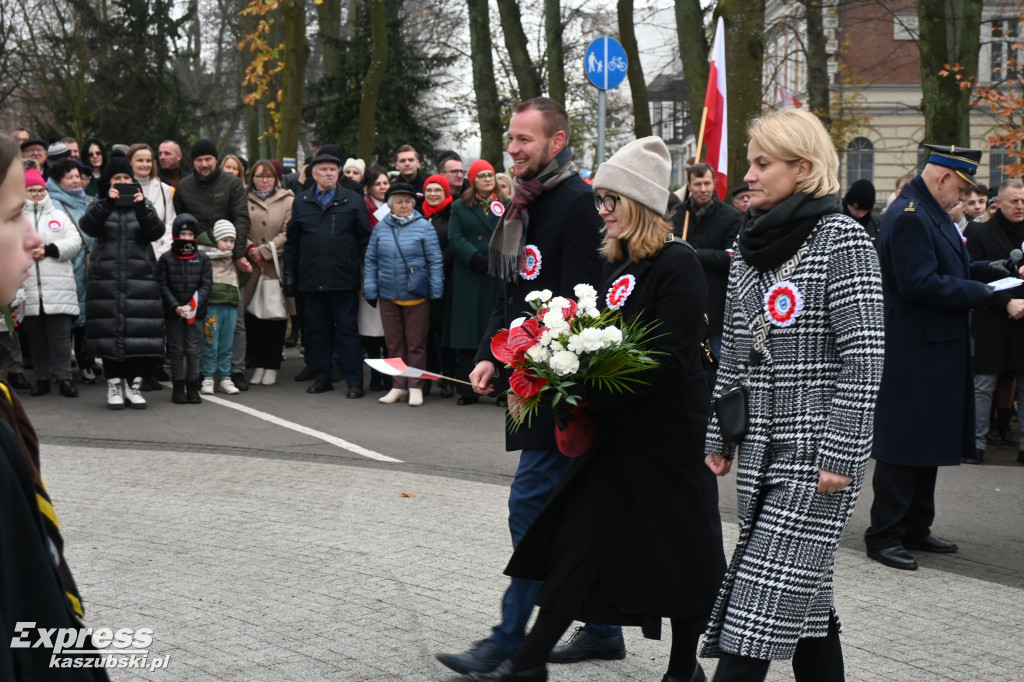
[{"xmin": 1012, "ymin": 248, "xmax": 1023, "ymax": 275}]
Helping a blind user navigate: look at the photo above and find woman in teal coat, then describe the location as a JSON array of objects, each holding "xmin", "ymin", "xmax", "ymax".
[{"xmin": 444, "ymin": 160, "xmax": 506, "ymax": 404}]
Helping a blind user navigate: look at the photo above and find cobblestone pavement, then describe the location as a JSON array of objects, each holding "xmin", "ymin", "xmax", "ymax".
[{"xmin": 43, "ymin": 444, "xmax": 1024, "ymax": 681}]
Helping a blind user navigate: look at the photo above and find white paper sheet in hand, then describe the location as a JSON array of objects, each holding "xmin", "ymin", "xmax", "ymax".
[{"xmin": 989, "ymin": 276, "xmax": 1024, "ymax": 292}]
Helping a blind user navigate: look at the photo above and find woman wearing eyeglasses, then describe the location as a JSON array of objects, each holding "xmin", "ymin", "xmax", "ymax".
[
  {"xmin": 479, "ymin": 138, "xmax": 725, "ymax": 682},
  {"xmin": 242, "ymin": 160, "xmax": 294, "ymax": 386},
  {"xmin": 444, "ymin": 160, "xmax": 508, "ymax": 406}
]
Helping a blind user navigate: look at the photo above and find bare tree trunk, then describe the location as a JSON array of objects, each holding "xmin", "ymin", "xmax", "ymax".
[
  {"xmin": 719, "ymin": 0, "xmax": 765, "ymax": 192},
  {"xmin": 544, "ymin": 0, "xmax": 565, "ymax": 104},
  {"xmin": 357, "ymin": 0, "xmax": 388, "ymax": 161},
  {"xmin": 917, "ymin": 0, "xmax": 982, "ymax": 145},
  {"xmin": 495, "ymin": 0, "xmax": 541, "ymax": 100},
  {"xmin": 316, "ymin": 0, "xmax": 342, "ymax": 83},
  {"xmin": 617, "ymin": 0, "xmax": 651, "ymax": 137},
  {"xmin": 801, "ymin": 0, "xmax": 830, "ymax": 129},
  {"xmin": 277, "ymin": 0, "xmax": 309, "ymax": 162},
  {"xmin": 467, "ymin": 0, "xmax": 504, "ymax": 168},
  {"xmin": 674, "ymin": 0, "xmax": 709, "ymax": 139}
]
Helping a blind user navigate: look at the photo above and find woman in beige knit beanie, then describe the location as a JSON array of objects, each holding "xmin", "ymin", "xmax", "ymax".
[{"xmin": 490, "ymin": 137, "xmax": 724, "ymax": 682}]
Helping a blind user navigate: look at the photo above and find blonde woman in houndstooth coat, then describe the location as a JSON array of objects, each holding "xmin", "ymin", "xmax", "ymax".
[{"xmin": 702, "ymin": 108, "xmax": 885, "ymax": 682}]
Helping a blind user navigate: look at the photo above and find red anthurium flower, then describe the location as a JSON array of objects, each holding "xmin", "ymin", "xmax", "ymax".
[
  {"xmin": 491, "ymin": 330, "xmax": 517, "ymax": 365},
  {"xmin": 508, "ymin": 318, "xmax": 544, "ymax": 353},
  {"xmin": 510, "ymin": 368, "xmax": 548, "ymax": 397},
  {"xmin": 561, "ymin": 299, "xmax": 578, "ymax": 320}
]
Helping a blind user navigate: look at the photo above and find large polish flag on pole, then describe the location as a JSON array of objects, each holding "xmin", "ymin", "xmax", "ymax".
[{"xmin": 703, "ymin": 17, "xmax": 728, "ymax": 201}]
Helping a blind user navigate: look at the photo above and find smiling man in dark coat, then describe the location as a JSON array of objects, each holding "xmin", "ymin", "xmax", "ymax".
[{"xmin": 866, "ymin": 145, "xmax": 1012, "ymax": 571}]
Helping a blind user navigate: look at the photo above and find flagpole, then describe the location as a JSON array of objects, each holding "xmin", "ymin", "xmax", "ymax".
[{"xmin": 683, "ymin": 105, "xmax": 710, "ymax": 242}]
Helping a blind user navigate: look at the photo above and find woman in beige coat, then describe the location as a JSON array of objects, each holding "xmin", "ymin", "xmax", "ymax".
[{"xmin": 243, "ymin": 160, "xmax": 294, "ymax": 385}]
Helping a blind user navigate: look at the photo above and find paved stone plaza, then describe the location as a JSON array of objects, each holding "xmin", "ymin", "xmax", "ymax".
[{"xmin": 43, "ymin": 444, "xmax": 1024, "ymax": 681}]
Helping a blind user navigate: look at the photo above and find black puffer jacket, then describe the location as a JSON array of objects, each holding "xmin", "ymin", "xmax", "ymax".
[
  {"xmin": 155, "ymin": 250, "xmax": 214, "ymax": 320},
  {"xmin": 671, "ymin": 195, "xmax": 742, "ymax": 336},
  {"xmin": 80, "ymin": 199, "xmax": 166, "ymax": 360}
]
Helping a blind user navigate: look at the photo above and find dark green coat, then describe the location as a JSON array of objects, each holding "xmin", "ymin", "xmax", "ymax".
[{"xmin": 444, "ymin": 198, "xmax": 502, "ymax": 349}]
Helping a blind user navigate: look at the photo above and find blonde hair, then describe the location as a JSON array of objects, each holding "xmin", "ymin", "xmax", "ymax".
[
  {"xmin": 600, "ymin": 194, "xmax": 672, "ymax": 263},
  {"xmin": 220, "ymin": 154, "xmax": 245, "ymax": 180},
  {"xmin": 747, "ymin": 108, "xmax": 839, "ymax": 198}
]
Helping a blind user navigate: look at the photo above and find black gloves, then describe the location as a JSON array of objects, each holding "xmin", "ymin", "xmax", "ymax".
[
  {"xmin": 365, "ymin": 298, "xmax": 378, "ymax": 308},
  {"xmin": 469, "ymin": 252, "xmax": 489, "ymax": 274},
  {"xmin": 987, "ymin": 259, "xmax": 1014, "ymax": 280}
]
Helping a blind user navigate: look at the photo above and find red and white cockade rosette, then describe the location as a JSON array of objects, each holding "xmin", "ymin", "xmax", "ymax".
[
  {"xmin": 763, "ymin": 281, "xmax": 804, "ymax": 327},
  {"xmin": 519, "ymin": 245, "xmax": 542, "ymax": 280},
  {"xmin": 490, "ymin": 285, "xmax": 660, "ymax": 456},
  {"xmin": 606, "ymin": 274, "xmax": 636, "ymax": 310}
]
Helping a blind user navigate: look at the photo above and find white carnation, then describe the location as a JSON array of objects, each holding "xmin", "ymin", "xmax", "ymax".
[
  {"xmin": 538, "ymin": 330, "xmax": 553, "ymax": 347},
  {"xmin": 578, "ymin": 327, "xmax": 606, "ymax": 352},
  {"xmin": 542, "ymin": 310, "xmax": 566, "ymax": 330},
  {"xmin": 578, "ymin": 296, "xmax": 598, "ymax": 314},
  {"xmin": 547, "ymin": 296, "xmax": 571, "ymax": 310},
  {"xmin": 526, "ymin": 289, "xmax": 552, "ymax": 304},
  {"xmin": 549, "ymin": 350, "xmax": 580, "ymax": 376},
  {"xmin": 586, "ymin": 308, "xmax": 600, "ymax": 319},
  {"xmin": 574, "ymin": 283, "xmax": 597, "ymax": 300},
  {"xmin": 602, "ymin": 326, "xmax": 623, "ymax": 345},
  {"xmin": 550, "ymin": 340, "xmax": 564, "ymax": 352},
  {"xmin": 526, "ymin": 344, "xmax": 550, "ymax": 363},
  {"xmin": 566, "ymin": 334, "xmax": 585, "ymax": 353}
]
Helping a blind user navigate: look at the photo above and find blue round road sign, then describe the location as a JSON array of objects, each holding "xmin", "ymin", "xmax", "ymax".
[{"xmin": 585, "ymin": 37, "xmax": 628, "ymax": 90}]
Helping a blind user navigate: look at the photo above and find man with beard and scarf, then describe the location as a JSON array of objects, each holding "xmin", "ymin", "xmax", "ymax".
[
  {"xmin": 435, "ymin": 97, "xmax": 624, "ymax": 677},
  {"xmin": 867, "ymin": 146, "xmax": 1015, "ymax": 571},
  {"xmin": 842, "ymin": 178, "xmax": 880, "ymax": 242},
  {"xmin": 670, "ymin": 162, "xmax": 742, "ymax": 360},
  {"xmin": 965, "ymin": 178, "xmax": 1024, "ymax": 465}
]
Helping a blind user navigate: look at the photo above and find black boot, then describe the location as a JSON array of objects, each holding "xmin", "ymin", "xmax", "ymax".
[
  {"xmin": 997, "ymin": 408, "xmax": 1016, "ymax": 445},
  {"xmin": 171, "ymin": 380, "xmax": 187, "ymax": 404},
  {"xmin": 284, "ymin": 315, "xmax": 300, "ymax": 348},
  {"xmin": 439, "ymin": 378, "xmax": 455, "ymax": 398},
  {"xmin": 369, "ymin": 369, "xmax": 385, "ymax": 391},
  {"xmin": 185, "ymin": 380, "xmax": 202, "ymax": 404}
]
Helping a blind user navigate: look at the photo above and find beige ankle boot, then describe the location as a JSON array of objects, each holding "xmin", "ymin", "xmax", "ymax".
[
  {"xmin": 408, "ymin": 388, "xmax": 423, "ymax": 406},
  {"xmin": 379, "ymin": 388, "xmax": 409, "ymax": 404}
]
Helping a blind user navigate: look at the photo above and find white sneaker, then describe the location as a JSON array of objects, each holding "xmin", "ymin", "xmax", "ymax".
[
  {"xmin": 81, "ymin": 366, "xmax": 97, "ymax": 383},
  {"xmin": 261, "ymin": 369, "xmax": 277, "ymax": 385},
  {"xmin": 200, "ymin": 378, "xmax": 214, "ymax": 395},
  {"xmin": 251, "ymin": 368, "xmax": 265, "ymax": 385},
  {"xmin": 378, "ymin": 388, "xmax": 409, "ymax": 404},
  {"xmin": 218, "ymin": 378, "xmax": 240, "ymax": 395},
  {"xmin": 124, "ymin": 377, "xmax": 146, "ymax": 409},
  {"xmin": 408, "ymin": 388, "xmax": 423, "ymax": 407},
  {"xmin": 106, "ymin": 378, "xmax": 124, "ymax": 410}
]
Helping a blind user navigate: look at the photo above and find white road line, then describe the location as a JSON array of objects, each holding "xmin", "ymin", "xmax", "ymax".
[{"xmin": 168, "ymin": 385, "xmax": 401, "ymax": 463}]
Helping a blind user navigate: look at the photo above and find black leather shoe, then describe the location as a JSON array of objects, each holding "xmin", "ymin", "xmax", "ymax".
[
  {"xmin": 903, "ymin": 533, "xmax": 958, "ymax": 553},
  {"xmin": 663, "ymin": 662, "xmax": 707, "ymax": 682},
  {"xmin": 29, "ymin": 380, "xmax": 50, "ymax": 396},
  {"xmin": 294, "ymin": 366, "xmax": 315, "ymax": 382},
  {"xmin": 346, "ymin": 386, "xmax": 364, "ymax": 399},
  {"xmin": 467, "ymin": 660, "xmax": 547, "ymax": 681},
  {"xmin": 962, "ymin": 449, "xmax": 983, "ymax": 465},
  {"xmin": 547, "ymin": 627, "xmax": 626, "ymax": 663},
  {"xmin": 866, "ymin": 546, "xmax": 918, "ymax": 570},
  {"xmin": 439, "ymin": 379, "xmax": 455, "ymax": 398},
  {"xmin": 231, "ymin": 372, "xmax": 249, "ymax": 391},
  {"xmin": 307, "ymin": 379, "xmax": 334, "ymax": 394},
  {"xmin": 436, "ymin": 640, "xmax": 508, "ymax": 675},
  {"xmin": 7, "ymin": 372, "xmax": 32, "ymax": 389},
  {"xmin": 458, "ymin": 395, "xmax": 479, "ymax": 406},
  {"xmin": 58, "ymin": 379, "xmax": 78, "ymax": 397}
]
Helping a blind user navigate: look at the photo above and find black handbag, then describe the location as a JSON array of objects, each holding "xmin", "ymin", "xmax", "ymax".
[{"xmin": 389, "ymin": 226, "xmax": 430, "ymax": 298}]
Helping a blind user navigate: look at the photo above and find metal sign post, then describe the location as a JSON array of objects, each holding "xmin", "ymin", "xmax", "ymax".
[{"xmin": 585, "ymin": 36, "xmax": 628, "ymax": 169}]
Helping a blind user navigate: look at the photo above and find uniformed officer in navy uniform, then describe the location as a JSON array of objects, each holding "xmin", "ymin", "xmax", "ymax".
[{"xmin": 866, "ymin": 145, "xmax": 1015, "ymax": 570}]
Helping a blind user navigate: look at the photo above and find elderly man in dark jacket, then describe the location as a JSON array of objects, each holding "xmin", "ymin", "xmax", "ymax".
[
  {"xmin": 283, "ymin": 149, "xmax": 371, "ymax": 397},
  {"xmin": 671, "ymin": 162, "xmax": 742, "ymax": 358},
  {"xmin": 866, "ymin": 145, "xmax": 1012, "ymax": 571},
  {"xmin": 965, "ymin": 178, "xmax": 1024, "ymax": 465}
]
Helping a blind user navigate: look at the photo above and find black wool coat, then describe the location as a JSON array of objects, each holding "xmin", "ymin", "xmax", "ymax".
[
  {"xmin": 284, "ymin": 186, "xmax": 371, "ymax": 293},
  {"xmin": 80, "ymin": 200, "xmax": 166, "ymax": 361},
  {"xmin": 475, "ymin": 173, "xmax": 605, "ymax": 451},
  {"xmin": 873, "ymin": 176, "xmax": 993, "ymax": 467},
  {"xmin": 506, "ymin": 241, "xmax": 726, "ymax": 629},
  {"xmin": 155, "ymin": 250, "xmax": 214, "ymax": 319},
  {"xmin": 965, "ymin": 211, "xmax": 1024, "ymax": 373},
  {"xmin": 671, "ymin": 195, "xmax": 742, "ymax": 336}
]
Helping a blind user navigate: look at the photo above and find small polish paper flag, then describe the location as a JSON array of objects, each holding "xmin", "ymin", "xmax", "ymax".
[
  {"xmin": 186, "ymin": 291, "xmax": 199, "ymax": 325},
  {"xmin": 364, "ymin": 358, "xmax": 444, "ymax": 381},
  {"xmin": 779, "ymin": 85, "xmax": 803, "ymax": 109}
]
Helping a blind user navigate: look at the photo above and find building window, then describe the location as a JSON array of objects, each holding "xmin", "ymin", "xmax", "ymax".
[
  {"xmin": 991, "ymin": 146, "xmax": 1011, "ymax": 188},
  {"xmin": 990, "ymin": 19, "xmax": 1020, "ymax": 82},
  {"xmin": 847, "ymin": 137, "xmax": 874, "ymax": 186}
]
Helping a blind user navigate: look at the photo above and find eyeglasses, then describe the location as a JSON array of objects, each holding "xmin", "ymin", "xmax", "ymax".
[
  {"xmin": 26, "ymin": 187, "xmax": 47, "ymax": 194},
  {"xmin": 475, "ymin": 172, "xmax": 495, "ymax": 180},
  {"xmin": 445, "ymin": 169, "xmax": 466, "ymax": 176},
  {"xmin": 593, "ymin": 193, "xmax": 622, "ymax": 212},
  {"xmin": 253, "ymin": 174, "xmax": 276, "ymax": 180}
]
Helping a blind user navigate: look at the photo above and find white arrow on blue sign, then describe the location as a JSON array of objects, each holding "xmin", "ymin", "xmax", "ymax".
[{"xmin": 585, "ymin": 37, "xmax": 628, "ymax": 90}]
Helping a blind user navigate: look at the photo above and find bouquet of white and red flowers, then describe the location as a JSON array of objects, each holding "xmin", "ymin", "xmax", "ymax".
[{"xmin": 490, "ymin": 284, "xmax": 661, "ymax": 456}]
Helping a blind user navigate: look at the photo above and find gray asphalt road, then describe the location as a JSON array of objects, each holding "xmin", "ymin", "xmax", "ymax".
[{"xmin": 23, "ymin": 350, "xmax": 1024, "ymax": 590}]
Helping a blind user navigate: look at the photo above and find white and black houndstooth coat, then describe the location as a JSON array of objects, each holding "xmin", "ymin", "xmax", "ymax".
[{"xmin": 700, "ymin": 212, "xmax": 885, "ymax": 661}]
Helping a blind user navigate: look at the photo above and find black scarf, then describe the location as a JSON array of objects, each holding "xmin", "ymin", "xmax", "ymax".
[
  {"xmin": 172, "ymin": 238, "xmax": 198, "ymax": 260},
  {"xmin": 738, "ymin": 191, "xmax": 841, "ymax": 271}
]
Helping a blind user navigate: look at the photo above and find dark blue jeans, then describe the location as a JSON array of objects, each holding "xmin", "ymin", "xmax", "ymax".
[
  {"xmin": 303, "ymin": 290, "xmax": 363, "ymax": 386},
  {"xmin": 489, "ymin": 448, "xmax": 622, "ymax": 653}
]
